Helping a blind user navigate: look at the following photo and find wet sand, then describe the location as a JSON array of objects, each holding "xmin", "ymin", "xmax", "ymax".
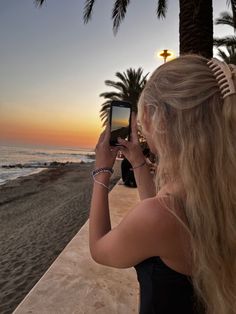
[{"xmin": 0, "ymin": 161, "xmax": 121, "ymax": 314}]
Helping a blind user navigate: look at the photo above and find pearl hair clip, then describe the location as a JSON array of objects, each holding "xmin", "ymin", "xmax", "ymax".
[{"xmin": 207, "ymin": 58, "xmax": 236, "ymax": 99}]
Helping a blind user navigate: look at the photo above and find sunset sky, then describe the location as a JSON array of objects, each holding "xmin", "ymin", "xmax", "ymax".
[{"xmin": 0, "ymin": 0, "xmax": 229, "ymax": 149}]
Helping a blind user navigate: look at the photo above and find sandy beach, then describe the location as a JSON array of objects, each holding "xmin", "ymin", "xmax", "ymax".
[{"xmin": 0, "ymin": 161, "xmax": 121, "ymax": 314}]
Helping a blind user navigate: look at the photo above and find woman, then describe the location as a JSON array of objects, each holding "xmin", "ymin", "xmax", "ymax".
[{"xmin": 89, "ymin": 55, "xmax": 236, "ymax": 314}]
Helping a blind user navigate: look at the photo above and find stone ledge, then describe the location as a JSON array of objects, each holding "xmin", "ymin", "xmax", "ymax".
[{"xmin": 13, "ymin": 181, "xmax": 140, "ymax": 314}]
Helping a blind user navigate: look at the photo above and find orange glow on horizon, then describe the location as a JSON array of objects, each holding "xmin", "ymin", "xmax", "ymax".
[
  {"xmin": 0, "ymin": 101, "xmax": 110, "ymax": 148},
  {"xmin": 0, "ymin": 119, "xmax": 102, "ymax": 149}
]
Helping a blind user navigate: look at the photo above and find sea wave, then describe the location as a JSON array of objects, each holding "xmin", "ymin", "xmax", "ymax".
[
  {"xmin": 19, "ymin": 151, "xmax": 95, "ymax": 158},
  {"xmin": 0, "ymin": 145, "xmax": 95, "ymax": 185},
  {"xmin": 0, "ymin": 168, "xmax": 45, "ymax": 186}
]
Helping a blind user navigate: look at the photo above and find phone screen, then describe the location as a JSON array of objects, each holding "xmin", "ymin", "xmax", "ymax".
[{"xmin": 110, "ymin": 104, "xmax": 131, "ymax": 146}]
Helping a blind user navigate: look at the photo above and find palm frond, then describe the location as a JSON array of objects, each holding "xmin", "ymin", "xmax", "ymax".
[
  {"xmin": 140, "ymin": 73, "xmax": 149, "ymax": 85},
  {"xmin": 213, "ymin": 36, "xmax": 236, "ymax": 47},
  {"xmin": 115, "ymin": 72, "xmax": 129, "ymax": 86},
  {"xmin": 35, "ymin": 0, "xmax": 45, "ymax": 6},
  {"xmin": 99, "ymin": 92, "xmax": 123, "ymax": 99},
  {"xmin": 83, "ymin": 0, "xmax": 95, "ymax": 24},
  {"xmin": 156, "ymin": 0, "xmax": 167, "ymax": 19},
  {"xmin": 100, "ymin": 103, "xmax": 113, "ymax": 112},
  {"xmin": 100, "ymin": 101, "xmax": 113, "ymax": 125},
  {"xmin": 217, "ymin": 45, "xmax": 236, "ymax": 64},
  {"xmin": 112, "ymin": 0, "xmax": 130, "ymax": 35},
  {"xmin": 103, "ymin": 80, "xmax": 127, "ymax": 93},
  {"xmin": 215, "ymin": 11, "xmax": 234, "ymax": 27},
  {"xmin": 227, "ymin": 0, "xmax": 236, "ymax": 29},
  {"xmin": 100, "ymin": 111, "xmax": 110, "ymax": 126},
  {"xmin": 217, "ymin": 48, "xmax": 230, "ymax": 63},
  {"xmin": 100, "ymin": 113, "xmax": 109, "ymax": 126},
  {"xmin": 100, "ymin": 106, "xmax": 111, "ymax": 116}
]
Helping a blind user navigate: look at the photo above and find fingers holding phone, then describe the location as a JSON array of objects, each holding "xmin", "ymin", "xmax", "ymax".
[{"xmin": 95, "ymin": 122, "xmax": 119, "ymax": 168}]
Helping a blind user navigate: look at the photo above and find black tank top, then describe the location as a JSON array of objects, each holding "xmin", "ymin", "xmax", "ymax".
[{"xmin": 134, "ymin": 256, "xmax": 205, "ymax": 314}]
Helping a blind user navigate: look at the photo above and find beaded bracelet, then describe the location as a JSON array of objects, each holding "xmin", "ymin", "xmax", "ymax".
[
  {"xmin": 91, "ymin": 167, "xmax": 114, "ymax": 177},
  {"xmin": 91, "ymin": 167, "xmax": 113, "ymax": 190},
  {"xmin": 93, "ymin": 177, "xmax": 109, "ymax": 190}
]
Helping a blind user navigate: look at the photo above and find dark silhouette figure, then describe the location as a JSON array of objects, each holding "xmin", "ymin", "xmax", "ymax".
[{"xmin": 121, "ymin": 158, "xmax": 137, "ymax": 188}]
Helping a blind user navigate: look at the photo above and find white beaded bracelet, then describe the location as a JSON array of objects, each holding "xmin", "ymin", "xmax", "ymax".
[
  {"xmin": 93, "ymin": 177, "xmax": 109, "ymax": 190},
  {"xmin": 91, "ymin": 167, "xmax": 112, "ymax": 190},
  {"xmin": 91, "ymin": 167, "xmax": 114, "ymax": 177}
]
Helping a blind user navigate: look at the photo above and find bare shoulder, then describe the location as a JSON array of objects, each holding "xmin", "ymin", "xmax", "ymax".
[
  {"xmin": 136, "ymin": 196, "xmax": 187, "ymax": 235},
  {"xmin": 114, "ymin": 197, "xmax": 175, "ymax": 239},
  {"xmin": 137, "ymin": 196, "xmax": 191, "ymax": 251},
  {"xmin": 136, "ymin": 196, "xmax": 185, "ymax": 229}
]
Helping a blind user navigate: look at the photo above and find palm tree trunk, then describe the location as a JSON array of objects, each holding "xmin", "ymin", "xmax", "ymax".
[{"xmin": 179, "ymin": 0, "xmax": 213, "ymax": 58}]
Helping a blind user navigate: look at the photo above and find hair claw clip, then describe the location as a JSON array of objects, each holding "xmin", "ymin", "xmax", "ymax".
[{"xmin": 207, "ymin": 58, "xmax": 236, "ymax": 99}]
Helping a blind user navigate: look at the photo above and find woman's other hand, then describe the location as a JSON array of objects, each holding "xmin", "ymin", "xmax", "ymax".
[
  {"xmin": 118, "ymin": 113, "xmax": 145, "ymax": 166},
  {"xmin": 95, "ymin": 123, "xmax": 120, "ymax": 169}
]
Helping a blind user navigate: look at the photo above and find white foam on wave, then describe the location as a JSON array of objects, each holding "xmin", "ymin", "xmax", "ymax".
[
  {"xmin": 0, "ymin": 145, "xmax": 95, "ymax": 185},
  {"xmin": 0, "ymin": 168, "xmax": 45, "ymax": 186}
]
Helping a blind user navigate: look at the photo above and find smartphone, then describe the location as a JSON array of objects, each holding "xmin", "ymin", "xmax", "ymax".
[{"xmin": 109, "ymin": 100, "xmax": 132, "ymax": 146}]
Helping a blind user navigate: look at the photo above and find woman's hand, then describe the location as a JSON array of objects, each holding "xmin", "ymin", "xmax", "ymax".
[
  {"xmin": 95, "ymin": 123, "xmax": 120, "ymax": 169},
  {"xmin": 118, "ymin": 113, "xmax": 145, "ymax": 166}
]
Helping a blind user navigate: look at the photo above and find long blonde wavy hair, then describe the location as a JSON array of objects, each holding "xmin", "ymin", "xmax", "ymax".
[{"xmin": 137, "ymin": 54, "xmax": 236, "ymax": 314}]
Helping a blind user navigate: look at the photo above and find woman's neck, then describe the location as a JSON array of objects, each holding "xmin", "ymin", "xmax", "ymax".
[{"xmin": 157, "ymin": 178, "xmax": 186, "ymax": 202}]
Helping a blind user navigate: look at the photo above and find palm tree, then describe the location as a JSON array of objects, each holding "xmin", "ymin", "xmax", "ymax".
[
  {"xmin": 99, "ymin": 68, "xmax": 148, "ymax": 125},
  {"xmin": 35, "ymin": 1, "xmax": 236, "ymax": 58},
  {"xmin": 214, "ymin": 11, "xmax": 236, "ymax": 47}
]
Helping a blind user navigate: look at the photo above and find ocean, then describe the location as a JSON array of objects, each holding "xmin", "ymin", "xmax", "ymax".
[{"xmin": 0, "ymin": 145, "xmax": 95, "ymax": 185}]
